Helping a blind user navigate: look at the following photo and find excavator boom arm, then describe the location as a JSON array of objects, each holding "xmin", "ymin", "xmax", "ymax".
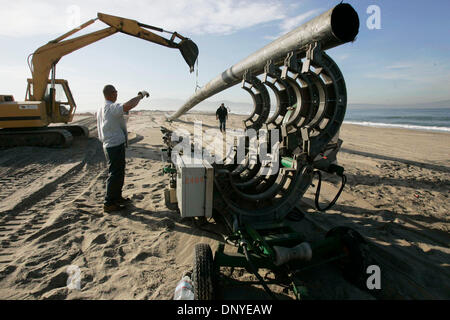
[
  {"xmin": 31, "ymin": 26, "xmax": 118, "ymax": 101},
  {"xmin": 97, "ymin": 13, "xmax": 176, "ymax": 48},
  {"xmin": 29, "ymin": 12, "xmax": 198, "ymax": 101}
]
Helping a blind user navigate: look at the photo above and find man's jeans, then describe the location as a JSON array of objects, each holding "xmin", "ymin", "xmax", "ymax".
[
  {"xmin": 104, "ymin": 143, "xmax": 125, "ymax": 205},
  {"xmin": 219, "ymin": 119, "xmax": 226, "ymax": 132}
]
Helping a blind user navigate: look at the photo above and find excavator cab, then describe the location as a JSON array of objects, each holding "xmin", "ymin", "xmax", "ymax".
[{"xmin": 25, "ymin": 79, "xmax": 76, "ymax": 124}]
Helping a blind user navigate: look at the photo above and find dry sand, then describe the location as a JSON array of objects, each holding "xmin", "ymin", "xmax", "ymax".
[{"xmin": 0, "ymin": 111, "xmax": 448, "ymax": 299}]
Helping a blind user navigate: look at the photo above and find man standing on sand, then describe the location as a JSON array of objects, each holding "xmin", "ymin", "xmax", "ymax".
[
  {"xmin": 97, "ymin": 85, "xmax": 149, "ymax": 213},
  {"xmin": 216, "ymin": 103, "xmax": 228, "ymax": 133}
]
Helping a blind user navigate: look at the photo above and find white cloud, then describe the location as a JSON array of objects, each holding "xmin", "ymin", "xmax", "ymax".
[
  {"xmin": 279, "ymin": 9, "xmax": 322, "ymax": 34},
  {"xmin": 365, "ymin": 71, "xmax": 411, "ymax": 81},
  {"xmin": 261, "ymin": 8, "xmax": 322, "ymax": 39},
  {"xmin": 385, "ymin": 63, "xmax": 413, "ymax": 70},
  {"xmin": 263, "ymin": 35, "xmax": 279, "ymax": 41},
  {"xmin": 0, "ymin": 0, "xmax": 288, "ymax": 37},
  {"xmin": 336, "ymin": 53, "xmax": 350, "ymax": 61},
  {"xmin": 364, "ymin": 59, "xmax": 450, "ymax": 85},
  {"xmin": 0, "ymin": 65, "xmax": 30, "ymax": 79}
]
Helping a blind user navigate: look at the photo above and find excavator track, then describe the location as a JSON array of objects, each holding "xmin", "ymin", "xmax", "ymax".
[
  {"xmin": 51, "ymin": 125, "xmax": 90, "ymax": 138},
  {"xmin": 0, "ymin": 128, "xmax": 74, "ymax": 148}
]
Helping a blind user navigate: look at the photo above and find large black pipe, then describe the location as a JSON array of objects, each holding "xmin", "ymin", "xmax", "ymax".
[{"xmin": 168, "ymin": 3, "xmax": 359, "ymax": 120}]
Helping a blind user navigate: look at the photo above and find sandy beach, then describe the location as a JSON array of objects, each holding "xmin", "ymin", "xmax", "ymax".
[{"xmin": 0, "ymin": 111, "xmax": 448, "ymax": 300}]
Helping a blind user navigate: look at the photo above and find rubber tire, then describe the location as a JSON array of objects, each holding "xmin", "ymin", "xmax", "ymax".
[
  {"xmin": 192, "ymin": 243, "xmax": 215, "ymax": 300},
  {"xmin": 326, "ymin": 226, "xmax": 371, "ymax": 289}
]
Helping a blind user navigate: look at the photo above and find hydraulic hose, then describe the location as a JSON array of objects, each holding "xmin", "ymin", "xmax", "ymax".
[{"xmin": 314, "ymin": 170, "xmax": 347, "ymax": 212}]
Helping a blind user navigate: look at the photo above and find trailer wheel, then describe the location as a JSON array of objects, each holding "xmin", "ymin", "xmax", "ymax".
[
  {"xmin": 192, "ymin": 243, "xmax": 215, "ymax": 300},
  {"xmin": 326, "ymin": 226, "xmax": 371, "ymax": 289}
]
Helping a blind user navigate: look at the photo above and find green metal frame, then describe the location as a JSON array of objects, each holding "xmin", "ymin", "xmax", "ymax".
[
  {"xmin": 160, "ymin": 145, "xmax": 349, "ymax": 299},
  {"xmin": 213, "ymin": 219, "xmax": 346, "ymax": 299},
  {"xmin": 163, "ymin": 166, "xmax": 177, "ymax": 174}
]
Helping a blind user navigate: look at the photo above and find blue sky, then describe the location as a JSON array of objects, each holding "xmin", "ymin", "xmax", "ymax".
[{"xmin": 1, "ymin": 0, "xmax": 449, "ymax": 112}]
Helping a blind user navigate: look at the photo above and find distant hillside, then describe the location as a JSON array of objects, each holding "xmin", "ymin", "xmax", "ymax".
[{"xmin": 93, "ymin": 98, "xmax": 450, "ymax": 114}]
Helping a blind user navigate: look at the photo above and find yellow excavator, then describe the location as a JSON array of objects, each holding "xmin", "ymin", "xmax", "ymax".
[{"xmin": 0, "ymin": 13, "xmax": 198, "ymax": 147}]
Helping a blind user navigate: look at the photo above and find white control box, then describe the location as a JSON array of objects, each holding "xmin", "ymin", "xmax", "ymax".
[{"xmin": 175, "ymin": 157, "xmax": 213, "ymax": 218}]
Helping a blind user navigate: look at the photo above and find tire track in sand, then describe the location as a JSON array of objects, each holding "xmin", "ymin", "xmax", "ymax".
[
  {"xmin": 0, "ymin": 152, "xmax": 60, "ymax": 202},
  {"xmin": 0, "ymin": 122, "xmax": 105, "ymax": 267},
  {"xmin": 0, "ymin": 116, "xmax": 99, "ymax": 204}
]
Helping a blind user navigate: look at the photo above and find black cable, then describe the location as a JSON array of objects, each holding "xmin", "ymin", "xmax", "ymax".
[
  {"xmin": 27, "ymin": 53, "xmax": 34, "ymax": 75},
  {"xmin": 242, "ymin": 243, "xmax": 278, "ymax": 300},
  {"xmin": 314, "ymin": 170, "xmax": 347, "ymax": 212}
]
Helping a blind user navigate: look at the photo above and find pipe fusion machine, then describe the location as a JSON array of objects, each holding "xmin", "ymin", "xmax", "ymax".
[{"xmin": 161, "ymin": 4, "xmax": 373, "ymax": 299}]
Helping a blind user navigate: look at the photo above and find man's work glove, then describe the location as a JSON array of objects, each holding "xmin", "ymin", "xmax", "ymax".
[{"xmin": 138, "ymin": 90, "xmax": 150, "ymax": 98}]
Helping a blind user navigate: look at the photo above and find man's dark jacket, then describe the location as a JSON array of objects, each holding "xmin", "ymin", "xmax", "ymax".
[{"xmin": 216, "ymin": 106, "xmax": 228, "ymax": 121}]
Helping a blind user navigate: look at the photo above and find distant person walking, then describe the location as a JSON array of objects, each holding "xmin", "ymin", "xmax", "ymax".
[
  {"xmin": 216, "ymin": 103, "xmax": 228, "ymax": 132},
  {"xmin": 97, "ymin": 85, "xmax": 149, "ymax": 213}
]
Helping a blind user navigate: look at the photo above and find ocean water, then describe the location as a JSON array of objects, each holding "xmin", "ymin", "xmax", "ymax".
[
  {"xmin": 344, "ymin": 107, "xmax": 450, "ymax": 132},
  {"xmin": 232, "ymin": 106, "xmax": 450, "ymax": 132}
]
